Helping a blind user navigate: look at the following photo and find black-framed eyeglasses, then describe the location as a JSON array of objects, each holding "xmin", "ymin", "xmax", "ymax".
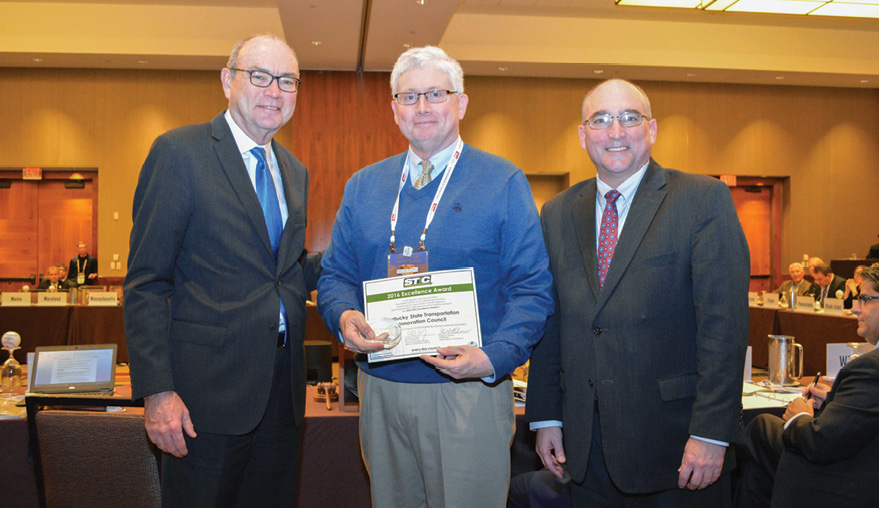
[
  {"xmin": 393, "ymin": 89, "xmax": 457, "ymax": 106},
  {"xmin": 857, "ymin": 295, "xmax": 879, "ymax": 306},
  {"xmin": 229, "ymin": 68, "xmax": 300, "ymax": 93},
  {"xmin": 585, "ymin": 112, "xmax": 648, "ymax": 130}
]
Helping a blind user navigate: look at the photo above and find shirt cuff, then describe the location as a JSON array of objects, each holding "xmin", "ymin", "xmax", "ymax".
[
  {"xmin": 783, "ymin": 412, "xmax": 811, "ymax": 430},
  {"xmin": 691, "ymin": 435, "xmax": 729, "ymax": 447},
  {"xmin": 530, "ymin": 420, "xmax": 563, "ymax": 431}
]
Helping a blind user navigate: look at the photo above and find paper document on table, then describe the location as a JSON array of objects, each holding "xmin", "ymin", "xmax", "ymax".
[
  {"xmin": 363, "ymin": 268, "xmax": 481, "ymax": 363},
  {"xmin": 742, "ymin": 382, "xmax": 801, "ymax": 410}
]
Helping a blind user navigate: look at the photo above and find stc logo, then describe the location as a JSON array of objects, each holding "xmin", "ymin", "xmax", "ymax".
[{"xmin": 403, "ymin": 275, "xmax": 432, "ymax": 287}]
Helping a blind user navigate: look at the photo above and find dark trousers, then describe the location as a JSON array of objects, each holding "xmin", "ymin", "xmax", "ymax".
[
  {"xmin": 571, "ymin": 405, "xmax": 731, "ymax": 508},
  {"xmin": 732, "ymin": 414, "xmax": 784, "ymax": 508},
  {"xmin": 160, "ymin": 344, "xmax": 302, "ymax": 508}
]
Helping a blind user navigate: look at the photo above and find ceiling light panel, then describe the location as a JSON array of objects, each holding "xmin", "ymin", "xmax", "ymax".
[{"xmin": 725, "ymin": 0, "xmax": 825, "ymax": 14}]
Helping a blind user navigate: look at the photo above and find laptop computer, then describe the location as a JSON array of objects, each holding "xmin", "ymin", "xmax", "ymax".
[{"xmin": 29, "ymin": 344, "xmax": 118, "ymax": 395}]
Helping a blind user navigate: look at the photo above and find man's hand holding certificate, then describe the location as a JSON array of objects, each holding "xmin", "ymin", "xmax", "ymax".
[{"xmin": 362, "ymin": 268, "xmax": 483, "ymax": 364}]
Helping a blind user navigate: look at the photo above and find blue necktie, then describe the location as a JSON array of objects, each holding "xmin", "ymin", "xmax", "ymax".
[
  {"xmin": 251, "ymin": 147, "xmax": 283, "ymax": 260},
  {"xmin": 251, "ymin": 147, "xmax": 288, "ymax": 344}
]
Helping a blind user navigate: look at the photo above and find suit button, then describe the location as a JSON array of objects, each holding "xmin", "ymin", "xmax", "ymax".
[
  {"xmin": 588, "ymin": 379, "xmax": 595, "ymax": 387},
  {"xmin": 276, "ymin": 280, "xmax": 282, "ymax": 286},
  {"xmin": 592, "ymin": 326, "xmax": 601, "ymax": 335},
  {"xmin": 269, "ymin": 323, "xmax": 277, "ymax": 332}
]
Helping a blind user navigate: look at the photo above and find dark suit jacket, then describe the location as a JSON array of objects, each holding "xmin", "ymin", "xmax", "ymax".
[
  {"xmin": 770, "ymin": 346, "xmax": 879, "ymax": 508},
  {"xmin": 124, "ymin": 112, "xmax": 319, "ymax": 435},
  {"xmin": 37, "ymin": 279, "xmax": 71, "ymax": 291},
  {"xmin": 813, "ymin": 274, "xmax": 846, "ymax": 304},
  {"xmin": 527, "ymin": 160, "xmax": 751, "ymax": 493},
  {"xmin": 69, "ymin": 255, "xmax": 98, "ymax": 282}
]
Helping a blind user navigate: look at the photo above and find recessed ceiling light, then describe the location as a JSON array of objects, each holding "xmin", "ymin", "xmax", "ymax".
[
  {"xmin": 686, "ymin": 72, "xmax": 696, "ymax": 77},
  {"xmin": 32, "ymin": 57, "xmax": 42, "ymax": 63},
  {"xmin": 415, "ymin": 0, "xmax": 428, "ymax": 4},
  {"xmin": 402, "ymin": 43, "xmax": 412, "ymax": 48},
  {"xmin": 311, "ymin": 41, "xmax": 322, "ymax": 46},
  {"xmin": 775, "ymin": 76, "xmax": 784, "ymax": 80},
  {"xmin": 137, "ymin": 60, "xmax": 148, "ymax": 64},
  {"xmin": 594, "ymin": 70, "xmax": 604, "ymax": 75},
  {"xmin": 498, "ymin": 67, "xmax": 508, "ymax": 72},
  {"xmin": 861, "ymin": 79, "xmax": 870, "ymax": 84}
]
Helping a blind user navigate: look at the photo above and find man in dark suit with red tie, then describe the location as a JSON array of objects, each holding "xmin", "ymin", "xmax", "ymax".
[
  {"xmin": 124, "ymin": 33, "xmax": 319, "ymax": 507},
  {"xmin": 527, "ymin": 79, "xmax": 750, "ymax": 507}
]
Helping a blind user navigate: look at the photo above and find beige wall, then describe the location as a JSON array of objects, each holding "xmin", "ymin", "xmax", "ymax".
[{"xmin": 1, "ymin": 68, "xmax": 877, "ymax": 276}]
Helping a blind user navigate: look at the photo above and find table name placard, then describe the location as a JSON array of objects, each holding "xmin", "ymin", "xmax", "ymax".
[
  {"xmin": 823, "ymin": 298, "xmax": 844, "ymax": 316},
  {"xmin": 37, "ymin": 293, "xmax": 68, "ymax": 306},
  {"xmin": 748, "ymin": 292, "xmax": 758, "ymax": 307},
  {"xmin": 826, "ymin": 342, "xmax": 874, "ymax": 379},
  {"xmin": 87, "ymin": 292, "xmax": 119, "ymax": 306},
  {"xmin": 764, "ymin": 293, "xmax": 779, "ymax": 307},
  {"xmin": 1, "ymin": 293, "xmax": 31, "ymax": 306},
  {"xmin": 795, "ymin": 295, "xmax": 815, "ymax": 313}
]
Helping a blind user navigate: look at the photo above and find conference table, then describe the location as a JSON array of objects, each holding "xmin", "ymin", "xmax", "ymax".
[{"xmin": 748, "ymin": 305, "xmax": 861, "ymax": 376}]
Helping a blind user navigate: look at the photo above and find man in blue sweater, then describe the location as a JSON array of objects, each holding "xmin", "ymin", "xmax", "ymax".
[{"xmin": 318, "ymin": 46, "xmax": 554, "ymax": 508}]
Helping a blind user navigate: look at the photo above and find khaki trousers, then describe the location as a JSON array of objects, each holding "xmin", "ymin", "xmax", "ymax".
[{"xmin": 358, "ymin": 371, "xmax": 515, "ymax": 508}]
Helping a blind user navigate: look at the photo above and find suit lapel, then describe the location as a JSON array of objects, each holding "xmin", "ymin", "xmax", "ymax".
[
  {"xmin": 596, "ymin": 161, "xmax": 667, "ymax": 306},
  {"xmin": 572, "ymin": 179, "xmax": 600, "ymax": 302},
  {"xmin": 273, "ymin": 140, "xmax": 301, "ymax": 271},
  {"xmin": 211, "ymin": 114, "xmax": 275, "ymax": 261}
]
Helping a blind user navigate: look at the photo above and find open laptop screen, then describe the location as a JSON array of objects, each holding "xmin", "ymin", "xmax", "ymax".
[{"xmin": 31, "ymin": 344, "xmax": 117, "ymax": 393}]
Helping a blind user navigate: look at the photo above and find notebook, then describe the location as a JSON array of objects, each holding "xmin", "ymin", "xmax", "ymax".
[{"xmin": 29, "ymin": 344, "xmax": 118, "ymax": 394}]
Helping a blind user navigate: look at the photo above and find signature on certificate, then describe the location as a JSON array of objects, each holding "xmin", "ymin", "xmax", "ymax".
[
  {"xmin": 438, "ymin": 327, "xmax": 469, "ymax": 339},
  {"xmin": 407, "ymin": 329, "xmax": 427, "ymax": 341}
]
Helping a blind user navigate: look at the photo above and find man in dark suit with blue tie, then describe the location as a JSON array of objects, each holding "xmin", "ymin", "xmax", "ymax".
[
  {"xmin": 527, "ymin": 79, "xmax": 750, "ymax": 507},
  {"xmin": 124, "ymin": 33, "xmax": 318, "ymax": 507}
]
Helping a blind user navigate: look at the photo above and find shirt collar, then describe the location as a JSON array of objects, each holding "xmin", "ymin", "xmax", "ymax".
[
  {"xmin": 596, "ymin": 161, "xmax": 650, "ymax": 204},
  {"xmin": 407, "ymin": 136, "xmax": 462, "ymax": 174},
  {"xmin": 224, "ymin": 109, "xmax": 270, "ymax": 155}
]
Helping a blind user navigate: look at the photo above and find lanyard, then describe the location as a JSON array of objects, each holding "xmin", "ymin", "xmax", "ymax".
[{"xmin": 389, "ymin": 138, "xmax": 464, "ymax": 252}]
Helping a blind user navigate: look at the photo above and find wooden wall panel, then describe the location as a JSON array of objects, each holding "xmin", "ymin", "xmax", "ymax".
[
  {"xmin": 38, "ymin": 179, "xmax": 96, "ymax": 274},
  {"xmin": 285, "ymin": 71, "xmax": 408, "ymax": 252},
  {"xmin": 0, "ymin": 181, "xmax": 38, "ymax": 277},
  {"xmin": 0, "ymin": 68, "xmax": 877, "ymax": 277}
]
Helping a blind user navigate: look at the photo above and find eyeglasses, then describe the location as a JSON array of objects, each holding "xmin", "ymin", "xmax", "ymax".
[
  {"xmin": 393, "ymin": 89, "xmax": 457, "ymax": 106},
  {"xmin": 585, "ymin": 112, "xmax": 648, "ymax": 130},
  {"xmin": 229, "ymin": 68, "xmax": 300, "ymax": 93},
  {"xmin": 857, "ymin": 295, "xmax": 879, "ymax": 306}
]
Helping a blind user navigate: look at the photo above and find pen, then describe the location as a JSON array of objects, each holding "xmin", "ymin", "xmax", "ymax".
[{"xmin": 804, "ymin": 372, "xmax": 822, "ymax": 400}]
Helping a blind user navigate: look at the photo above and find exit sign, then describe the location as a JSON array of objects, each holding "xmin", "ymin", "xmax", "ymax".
[{"xmin": 22, "ymin": 167, "xmax": 42, "ymax": 180}]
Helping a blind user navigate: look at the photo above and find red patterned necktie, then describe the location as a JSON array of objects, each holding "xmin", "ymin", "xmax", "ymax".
[{"xmin": 598, "ymin": 190, "xmax": 621, "ymax": 288}]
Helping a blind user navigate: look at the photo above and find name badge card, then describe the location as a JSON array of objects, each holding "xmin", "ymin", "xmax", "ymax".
[
  {"xmin": 826, "ymin": 342, "xmax": 873, "ymax": 379},
  {"xmin": 795, "ymin": 295, "xmax": 815, "ymax": 312},
  {"xmin": 764, "ymin": 293, "xmax": 779, "ymax": 307},
  {"xmin": 363, "ymin": 268, "xmax": 482, "ymax": 363},
  {"xmin": 1, "ymin": 292, "xmax": 31, "ymax": 306},
  {"xmin": 824, "ymin": 298, "xmax": 844, "ymax": 315},
  {"xmin": 87, "ymin": 291, "xmax": 119, "ymax": 306},
  {"xmin": 748, "ymin": 292, "xmax": 759, "ymax": 307},
  {"xmin": 37, "ymin": 293, "xmax": 67, "ymax": 306}
]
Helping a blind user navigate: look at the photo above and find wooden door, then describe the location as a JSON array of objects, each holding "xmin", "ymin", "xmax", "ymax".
[{"xmin": 0, "ymin": 170, "xmax": 97, "ymax": 288}]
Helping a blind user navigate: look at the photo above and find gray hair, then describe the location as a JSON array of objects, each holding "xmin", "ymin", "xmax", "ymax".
[
  {"xmin": 789, "ymin": 262, "xmax": 803, "ymax": 271},
  {"xmin": 581, "ymin": 79, "xmax": 653, "ymax": 123},
  {"xmin": 226, "ymin": 33, "xmax": 297, "ymax": 72},
  {"xmin": 390, "ymin": 46, "xmax": 464, "ymax": 96}
]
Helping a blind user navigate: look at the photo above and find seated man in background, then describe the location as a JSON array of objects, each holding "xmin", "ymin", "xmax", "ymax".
[
  {"xmin": 57, "ymin": 263, "xmax": 75, "ymax": 288},
  {"xmin": 843, "ymin": 265, "xmax": 866, "ymax": 309},
  {"xmin": 775, "ymin": 262, "xmax": 816, "ymax": 299},
  {"xmin": 809, "ymin": 261, "xmax": 845, "ymax": 307},
  {"xmin": 733, "ymin": 263, "xmax": 879, "ymax": 508},
  {"xmin": 69, "ymin": 241, "xmax": 98, "ymax": 285},
  {"xmin": 37, "ymin": 265, "xmax": 70, "ymax": 291}
]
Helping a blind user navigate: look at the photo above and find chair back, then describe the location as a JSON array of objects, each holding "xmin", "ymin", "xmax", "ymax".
[{"xmin": 34, "ymin": 410, "xmax": 161, "ymax": 508}]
